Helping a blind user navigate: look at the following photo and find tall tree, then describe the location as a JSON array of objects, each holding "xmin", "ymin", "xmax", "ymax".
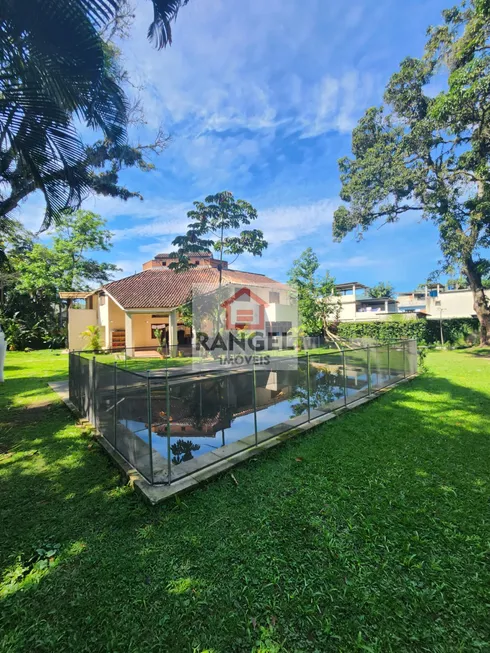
[
  {"xmin": 12, "ymin": 210, "xmax": 119, "ymax": 298},
  {"xmin": 1, "ymin": 210, "xmax": 119, "ymax": 349},
  {"xmin": 288, "ymin": 248, "xmax": 339, "ymax": 337},
  {"xmin": 333, "ymin": 1, "xmax": 490, "ymax": 344},
  {"xmin": 368, "ymin": 282, "xmax": 395, "ymax": 299},
  {"xmin": 170, "ymin": 191, "xmax": 267, "ymax": 283}
]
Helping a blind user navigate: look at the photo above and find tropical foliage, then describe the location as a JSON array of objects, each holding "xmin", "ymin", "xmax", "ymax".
[
  {"xmin": 337, "ymin": 317, "xmax": 479, "ymax": 345},
  {"xmin": 170, "ymin": 191, "xmax": 267, "ymax": 280},
  {"xmin": 368, "ymin": 282, "xmax": 395, "ymax": 298},
  {"xmin": 0, "ymin": 0, "xmax": 188, "ymax": 255},
  {"xmin": 81, "ymin": 325, "xmax": 103, "ymax": 352},
  {"xmin": 288, "ymin": 248, "xmax": 339, "ymax": 336},
  {"xmin": 0, "ymin": 210, "xmax": 118, "ymax": 349},
  {"xmin": 333, "ymin": 1, "xmax": 490, "ymax": 344}
]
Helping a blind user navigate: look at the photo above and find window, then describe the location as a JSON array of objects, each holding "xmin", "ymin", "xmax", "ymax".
[
  {"xmin": 269, "ymin": 291, "xmax": 280, "ymax": 304},
  {"xmin": 162, "ymin": 261, "xmax": 166, "ymax": 266},
  {"xmin": 195, "ymin": 260, "xmax": 200, "ymax": 265}
]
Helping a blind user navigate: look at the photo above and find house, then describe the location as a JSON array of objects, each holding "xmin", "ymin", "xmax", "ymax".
[
  {"xmin": 61, "ymin": 253, "xmax": 296, "ymax": 354},
  {"xmin": 335, "ymin": 282, "xmax": 401, "ymax": 322},
  {"xmin": 336, "ymin": 281, "xmax": 489, "ymax": 322}
]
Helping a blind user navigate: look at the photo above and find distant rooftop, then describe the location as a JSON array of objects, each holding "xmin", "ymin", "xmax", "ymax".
[
  {"xmin": 335, "ymin": 282, "xmax": 369, "ymax": 289},
  {"xmin": 155, "ymin": 251, "xmax": 213, "ymax": 259}
]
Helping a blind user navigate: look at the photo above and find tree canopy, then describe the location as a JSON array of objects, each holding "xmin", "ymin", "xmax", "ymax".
[
  {"xmin": 170, "ymin": 191, "xmax": 267, "ymax": 281},
  {"xmin": 0, "ymin": 0, "xmax": 188, "ymax": 251},
  {"xmin": 333, "ymin": 0, "xmax": 490, "ymax": 344},
  {"xmin": 368, "ymin": 282, "xmax": 395, "ymax": 299},
  {"xmin": 288, "ymin": 248, "xmax": 339, "ymax": 337},
  {"xmin": 0, "ymin": 210, "xmax": 118, "ymax": 349}
]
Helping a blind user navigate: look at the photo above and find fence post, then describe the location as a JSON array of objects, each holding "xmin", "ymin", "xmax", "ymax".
[
  {"xmin": 166, "ymin": 369, "xmax": 172, "ymax": 485},
  {"xmin": 113, "ymin": 362, "xmax": 118, "ymax": 449},
  {"xmin": 403, "ymin": 341, "xmax": 407, "ymax": 378},
  {"xmin": 367, "ymin": 346, "xmax": 372, "ymax": 396},
  {"xmin": 306, "ymin": 352, "xmax": 311, "ymax": 421},
  {"xmin": 147, "ymin": 374, "xmax": 154, "ymax": 485},
  {"xmin": 91, "ymin": 356, "xmax": 96, "ymax": 426},
  {"xmin": 252, "ymin": 362, "xmax": 258, "ymax": 446},
  {"xmin": 342, "ymin": 349, "xmax": 347, "ymax": 407},
  {"xmin": 387, "ymin": 343, "xmax": 391, "ymax": 382}
]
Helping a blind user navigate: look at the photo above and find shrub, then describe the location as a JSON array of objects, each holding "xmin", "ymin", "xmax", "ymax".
[
  {"xmin": 1, "ymin": 314, "xmax": 65, "ymax": 350},
  {"xmin": 337, "ymin": 318, "xmax": 479, "ymax": 345},
  {"xmin": 81, "ymin": 325, "xmax": 102, "ymax": 352}
]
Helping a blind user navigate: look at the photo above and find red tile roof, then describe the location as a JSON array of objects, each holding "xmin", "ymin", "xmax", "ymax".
[{"xmin": 103, "ymin": 267, "xmax": 286, "ymax": 309}]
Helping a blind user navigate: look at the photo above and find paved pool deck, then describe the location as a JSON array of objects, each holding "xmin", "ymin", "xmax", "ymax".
[{"xmin": 49, "ymin": 373, "xmax": 417, "ymax": 505}]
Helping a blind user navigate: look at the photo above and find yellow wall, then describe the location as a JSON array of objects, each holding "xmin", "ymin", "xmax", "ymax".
[
  {"xmin": 130, "ymin": 313, "xmax": 163, "ymax": 348},
  {"xmin": 67, "ymin": 308, "xmax": 103, "ymax": 351}
]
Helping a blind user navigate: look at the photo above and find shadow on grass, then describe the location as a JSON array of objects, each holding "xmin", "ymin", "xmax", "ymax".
[{"xmin": 0, "ymin": 353, "xmax": 490, "ymax": 652}]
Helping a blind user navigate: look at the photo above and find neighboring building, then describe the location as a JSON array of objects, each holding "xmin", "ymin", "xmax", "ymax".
[
  {"xmin": 336, "ymin": 281, "xmax": 489, "ymax": 322},
  {"xmin": 142, "ymin": 251, "xmax": 229, "ymax": 270},
  {"xmin": 61, "ymin": 253, "xmax": 295, "ymax": 353},
  {"xmin": 335, "ymin": 282, "xmax": 402, "ymax": 322}
]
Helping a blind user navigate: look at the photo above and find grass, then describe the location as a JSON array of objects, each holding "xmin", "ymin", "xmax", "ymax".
[
  {"xmin": 1, "ymin": 348, "xmax": 490, "ymax": 652},
  {"xmin": 81, "ymin": 340, "xmax": 408, "ymax": 375},
  {"xmin": 80, "ymin": 351, "xmax": 196, "ymax": 372}
]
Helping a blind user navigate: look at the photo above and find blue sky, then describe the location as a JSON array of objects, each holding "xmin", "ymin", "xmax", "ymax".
[{"xmin": 20, "ymin": 0, "xmax": 451, "ymax": 291}]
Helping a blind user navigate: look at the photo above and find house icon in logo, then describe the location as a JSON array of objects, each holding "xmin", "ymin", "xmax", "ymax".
[{"xmin": 221, "ymin": 287, "xmax": 268, "ymax": 330}]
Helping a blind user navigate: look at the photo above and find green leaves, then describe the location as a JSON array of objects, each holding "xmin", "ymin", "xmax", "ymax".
[
  {"xmin": 368, "ymin": 282, "xmax": 395, "ymax": 299},
  {"xmin": 288, "ymin": 248, "xmax": 339, "ymax": 337},
  {"xmin": 1, "ymin": 210, "xmax": 118, "ymax": 349},
  {"xmin": 334, "ymin": 1, "xmax": 490, "ymax": 342},
  {"xmin": 0, "ymin": 0, "xmax": 130, "ymax": 226},
  {"xmin": 170, "ymin": 191, "xmax": 267, "ymax": 272}
]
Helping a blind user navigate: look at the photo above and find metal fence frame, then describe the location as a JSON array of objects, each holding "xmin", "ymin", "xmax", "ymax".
[{"xmin": 69, "ymin": 339, "xmax": 417, "ymax": 486}]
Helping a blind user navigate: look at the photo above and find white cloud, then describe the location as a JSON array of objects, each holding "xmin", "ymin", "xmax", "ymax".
[
  {"xmin": 329, "ymin": 255, "xmax": 378, "ymax": 269},
  {"xmin": 116, "ymin": 0, "xmax": 384, "ymax": 185},
  {"xmin": 256, "ymin": 198, "xmax": 338, "ymax": 245}
]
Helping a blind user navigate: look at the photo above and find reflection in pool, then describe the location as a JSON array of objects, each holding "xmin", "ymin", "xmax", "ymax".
[{"xmin": 117, "ymin": 357, "xmax": 392, "ymax": 466}]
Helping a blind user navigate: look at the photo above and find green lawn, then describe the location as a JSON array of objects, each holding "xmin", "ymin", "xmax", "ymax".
[
  {"xmin": 81, "ymin": 341, "xmax": 407, "ymax": 375},
  {"xmin": 1, "ymin": 348, "xmax": 490, "ymax": 652}
]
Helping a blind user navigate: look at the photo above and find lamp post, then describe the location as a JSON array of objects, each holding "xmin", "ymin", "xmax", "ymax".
[
  {"xmin": 0, "ymin": 326, "xmax": 6, "ymax": 383},
  {"xmin": 439, "ymin": 307, "xmax": 445, "ymax": 346}
]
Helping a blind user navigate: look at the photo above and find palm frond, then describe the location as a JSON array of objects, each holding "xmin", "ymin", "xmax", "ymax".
[{"xmin": 148, "ymin": 0, "xmax": 190, "ymax": 48}]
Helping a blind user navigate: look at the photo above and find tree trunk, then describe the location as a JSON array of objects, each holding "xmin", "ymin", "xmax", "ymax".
[{"xmin": 464, "ymin": 256, "xmax": 490, "ymax": 346}]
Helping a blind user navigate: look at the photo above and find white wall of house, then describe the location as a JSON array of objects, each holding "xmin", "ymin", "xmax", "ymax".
[
  {"xmin": 265, "ymin": 302, "xmax": 298, "ymax": 325},
  {"xmin": 426, "ymin": 289, "xmax": 476, "ymax": 319},
  {"xmin": 239, "ymin": 284, "xmax": 292, "ymax": 307},
  {"xmin": 335, "ymin": 284, "xmax": 490, "ymax": 322},
  {"xmin": 337, "ymin": 286, "xmax": 398, "ymax": 322}
]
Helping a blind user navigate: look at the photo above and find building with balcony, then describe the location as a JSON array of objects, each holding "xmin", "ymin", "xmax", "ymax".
[
  {"xmin": 336, "ymin": 281, "xmax": 489, "ymax": 322},
  {"xmin": 335, "ymin": 282, "xmax": 402, "ymax": 322}
]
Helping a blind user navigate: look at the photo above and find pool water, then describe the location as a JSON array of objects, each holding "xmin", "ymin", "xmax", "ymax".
[{"xmin": 116, "ymin": 358, "xmax": 396, "ymax": 468}]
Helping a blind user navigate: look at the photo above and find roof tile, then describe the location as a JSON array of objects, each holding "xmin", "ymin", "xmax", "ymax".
[{"xmin": 103, "ymin": 267, "xmax": 285, "ymax": 309}]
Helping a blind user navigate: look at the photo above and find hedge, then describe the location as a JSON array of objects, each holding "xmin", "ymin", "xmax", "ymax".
[{"xmin": 337, "ymin": 318, "xmax": 480, "ymax": 345}]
